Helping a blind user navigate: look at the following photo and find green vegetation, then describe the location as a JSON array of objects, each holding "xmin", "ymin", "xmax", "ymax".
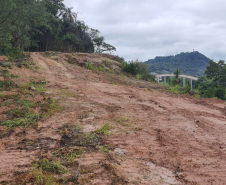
[
  {"xmin": 194, "ymin": 60, "xmax": 226, "ymax": 99},
  {"xmin": 97, "ymin": 145, "xmax": 110, "ymax": 152},
  {"xmin": 38, "ymin": 159, "xmax": 67, "ymax": 174},
  {"xmin": 134, "ymin": 126, "xmax": 143, "ymax": 131},
  {"xmin": 0, "ymin": 96, "xmax": 63, "ymax": 128},
  {"xmin": 31, "ymin": 159, "xmax": 67, "ymax": 185},
  {"xmin": 86, "ymin": 61, "xmax": 93, "ymax": 70},
  {"xmin": 164, "ymin": 61, "xmax": 226, "ymax": 100},
  {"xmin": 0, "ymin": 0, "xmax": 115, "ymax": 59},
  {"xmin": 145, "ymin": 51, "xmax": 211, "ymax": 76},
  {"xmin": 122, "ymin": 60, "xmax": 155, "ymax": 81},
  {"xmin": 105, "ymin": 59, "xmax": 110, "ymax": 66},
  {"xmin": 165, "ymin": 69, "xmax": 194, "ymax": 94},
  {"xmin": 0, "ymin": 69, "xmax": 18, "ymax": 90},
  {"xmin": 52, "ymin": 147, "xmax": 84, "ymax": 162},
  {"xmin": 95, "ymin": 122, "xmax": 111, "ymax": 135},
  {"xmin": 116, "ymin": 116, "xmax": 130, "ymax": 126},
  {"xmin": 0, "ymin": 75, "xmax": 63, "ymax": 127},
  {"xmin": 1, "ymin": 109, "xmax": 41, "ymax": 128}
]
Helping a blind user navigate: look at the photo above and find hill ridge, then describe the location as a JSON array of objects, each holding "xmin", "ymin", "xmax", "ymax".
[{"xmin": 145, "ymin": 51, "xmax": 211, "ymax": 76}]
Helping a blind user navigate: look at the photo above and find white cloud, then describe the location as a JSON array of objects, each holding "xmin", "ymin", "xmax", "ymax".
[{"xmin": 64, "ymin": 0, "xmax": 226, "ymax": 61}]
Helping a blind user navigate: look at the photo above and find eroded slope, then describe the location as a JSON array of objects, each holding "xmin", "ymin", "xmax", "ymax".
[{"xmin": 0, "ymin": 52, "xmax": 226, "ymax": 185}]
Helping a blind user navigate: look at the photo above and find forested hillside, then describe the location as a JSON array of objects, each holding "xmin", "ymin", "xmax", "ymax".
[
  {"xmin": 145, "ymin": 51, "xmax": 211, "ymax": 77},
  {"xmin": 0, "ymin": 0, "xmax": 115, "ymax": 58}
]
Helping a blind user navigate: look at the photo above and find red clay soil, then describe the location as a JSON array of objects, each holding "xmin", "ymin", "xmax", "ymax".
[{"xmin": 1, "ymin": 52, "xmax": 226, "ymax": 185}]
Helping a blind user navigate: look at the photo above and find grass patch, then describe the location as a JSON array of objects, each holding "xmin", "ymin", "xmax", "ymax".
[
  {"xmin": 97, "ymin": 145, "xmax": 110, "ymax": 152},
  {"xmin": 59, "ymin": 124, "xmax": 101, "ymax": 149},
  {"xmin": 95, "ymin": 122, "xmax": 111, "ymax": 135},
  {"xmin": 15, "ymin": 53, "xmax": 40, "ymax": 72},
  {"xmin": 0, "ymin": 92, "xmax": 19, "ymax": 100},
  {"xmin": 0, "ymin": 110, "xmax": 41, "ymax": 128},
  {"xmin": 38, "ymin": 159, "xmax": 67, "ymax": 174},
  {"xmin": 193, "ymin": 94, "xmax": 201, "ymax": 98},
  {"xmin": 17, "ymin": 99, "xmax": 36, "ymax": 108},
  {"xmin": 115, "ymin": 116, "xmax": 130, "ymax": 126},
  {"xmin": 120, "ymin": 74, "xmax": 127, "ymax": 78},
  {"xmin": 105, "ymin": 59, "xmax": 110, "ymax": 66},
  {"xmin": 18, "ymin": 82, "xmax": 48, "ymax": 92},
  {"xmin": 1, "ymin": 98, "xmax": 63, "ymax": 128},
  {"xmin": 43, "ymin": 99, "xmax": 64, "ymax": 117},
  {"xmin": 86, "ymin": 61, "xmax": 93, "ymax": 70},
  {"xmin": 0, "ymin": 80, "xmax": 63, "ymax": 128},
  {"xmin": 29, "ymin": 158, "xmax": 67, "ymax": 185},
  {"xmin": 135, "ymin": 74, "xmax": 143, "ymax": 80},
  {"xmin": 52, "ymin": 147, "xmax": 84, "ymax": 163}
]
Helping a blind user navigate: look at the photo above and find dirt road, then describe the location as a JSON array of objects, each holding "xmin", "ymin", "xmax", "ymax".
[{"xmin": 1, "ymin": 52, "xmax": 226, "ymax": 184}]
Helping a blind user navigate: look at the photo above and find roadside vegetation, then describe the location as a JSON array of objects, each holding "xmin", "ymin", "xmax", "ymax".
[
  {"xmin": 162, "ymin": 68, "xmax": 193, "ymax": 95},
  {"xmin": 0, "ymin": 0, "xmax": 115, "ymax": 59},
  {"xmin": 122, "ymin": 60, "xmax": 155, "ymax": 82},
  {"xmin": 194, "ymin": 60, "xmax": 226, "ymax": 100},
  {"xmin": 165, "ymin": 60, "xmax": 226, "ymax": 100}
]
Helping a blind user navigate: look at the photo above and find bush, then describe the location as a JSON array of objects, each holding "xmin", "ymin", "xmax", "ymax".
[
  {"xmin": 122, "ymin": 60, "xmax": 155, "ymax": 81},
  {"xmin": 215, "ymin": 88, "xmax": 226, "ymax": 100},
  {"xmin": 39, "ymin": 159, "xmax": 66, "ymax": 174},
  {"xmin": 86, "ymin": 61, "xmax": 93, "ymax": 70},
  {"xmin": 2, "ymin": 62, "xmax": 13, "ymax": 69}
]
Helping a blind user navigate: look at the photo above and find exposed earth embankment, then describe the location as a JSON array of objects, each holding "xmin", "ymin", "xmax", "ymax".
[{"xmin": 0, "ymin": 52, "xmax": 226, "ymax": 185}]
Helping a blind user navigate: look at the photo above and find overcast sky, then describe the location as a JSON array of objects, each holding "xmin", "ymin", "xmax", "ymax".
[{"xmin": 64, "ymin": 0, "xmax": 226, "ymax": 62}]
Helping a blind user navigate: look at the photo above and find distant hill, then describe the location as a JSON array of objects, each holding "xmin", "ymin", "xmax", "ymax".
[{"xmin": 144, "ymin": 51, "xmax": 211, "ymax": 77}]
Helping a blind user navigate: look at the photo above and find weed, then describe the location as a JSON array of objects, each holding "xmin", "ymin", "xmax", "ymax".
[
  {"xmin": 0, "ymin": 111, "xmax": 41, "ymax": 128},
  {"xmin": 98, "ymin": 66, "xmax": 105, "ymax": 72},
  {"xmin": 108, "ymin": 69, "xmax": 113, "ymax": 73},
  {"xmin": 20, "ymin": 62, "xmax": 40, "ymax": 72},
  {"xmin": 86, "ymin": 61, "xmax": 93, "ymax": 70},
  {"xmin": 120, "ymin": 74, "xmax": 127, "ymax": 78},
  {"xmin": 105, "ymin": 59, "xmax": 110, "ymax": 66},
  {"xmin": 76, "ymin": 132, "xmax": 99, "ymax": 146},
  {"xmin": 39, "ymin": 159, "xmax": 67, "ymax": 174},
  {"xmin": 76, "ymin": 125, "xmax": 84, "ymax": 130},
  {"xmin": 135, "ymin": 74, "xmax": 143, "ymax": 80},
  {"xmin": 2, "ymin": 62, "xmax": 13, "ymax": 69},
  {"xmin": 4, "ymin": 100, "xmax": 12, "ymax": 106},
  {"xmin": 33, "ymin": 169, "xmax": 58, "ymax": 185},
  {"xmin": 52, "ymin": 147, "xmax": 84, "ymax": 163},
  {"xmin": 0, "ymin": 92, "xmax": 19, "ymax": 100},
  {"xmin": 44, "ymin": 99, "xmax": 64, "ymax": 117},
  {"xmin": 134, "ymin": 126, "xmax": 143, "ymax": 131},
  {"xmin": 193, "ymin": 94, "xmax": 200, "ymax": 98},
  {"xmin": 27, "ymin": 141, "xmax": 34, "ymax": 145},
  {"xmin": 116, "ymin": 117, "xmax": 129, "ymax": 126},
  {"xmin": 95, "ymin": 122, "xmax": 110, "ymax": 135},
  {"xmin": 167, "ymin": 85, "xmax": 180, "ymax": 94},
  {"xmin": 97, "ymin": 145, "xmax": 110, "ymax": 152},
  {"xmin": 18, "ymin": 82, "xmax": 47, "ymax": 92},
  {"xmin": 17, "ymin": 99, "xmax": 36, "ymax": 108},
  {"xmin": 0, "ymin": 69, "xmax": 18, "ymax": 90},
  {"xmin": 60, "ymin": 124, "xmax": 101, "ymax": 148}
]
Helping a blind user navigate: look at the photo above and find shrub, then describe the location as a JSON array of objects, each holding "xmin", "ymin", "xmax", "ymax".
[
  {"xmin": 39, "ymin": 159, "xmax": 66, "ymax": 174},
  {"xmin": 2, "ymin": 62, "xmax": 13, "ymax": 69},
  {"xmin": 105, "ymin": 59, "xmax": 110, "ymax": 66},
  {"xmin": 122, "ymin": 60, "xmax": 155, "ymax": 81},
  {"xmin": 95, "ymin": 122, "xmax": 110, "ymax": 135},
  {"xmin": 86, "ymin": 61, "xmax": 93, "ymax": 70}
]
